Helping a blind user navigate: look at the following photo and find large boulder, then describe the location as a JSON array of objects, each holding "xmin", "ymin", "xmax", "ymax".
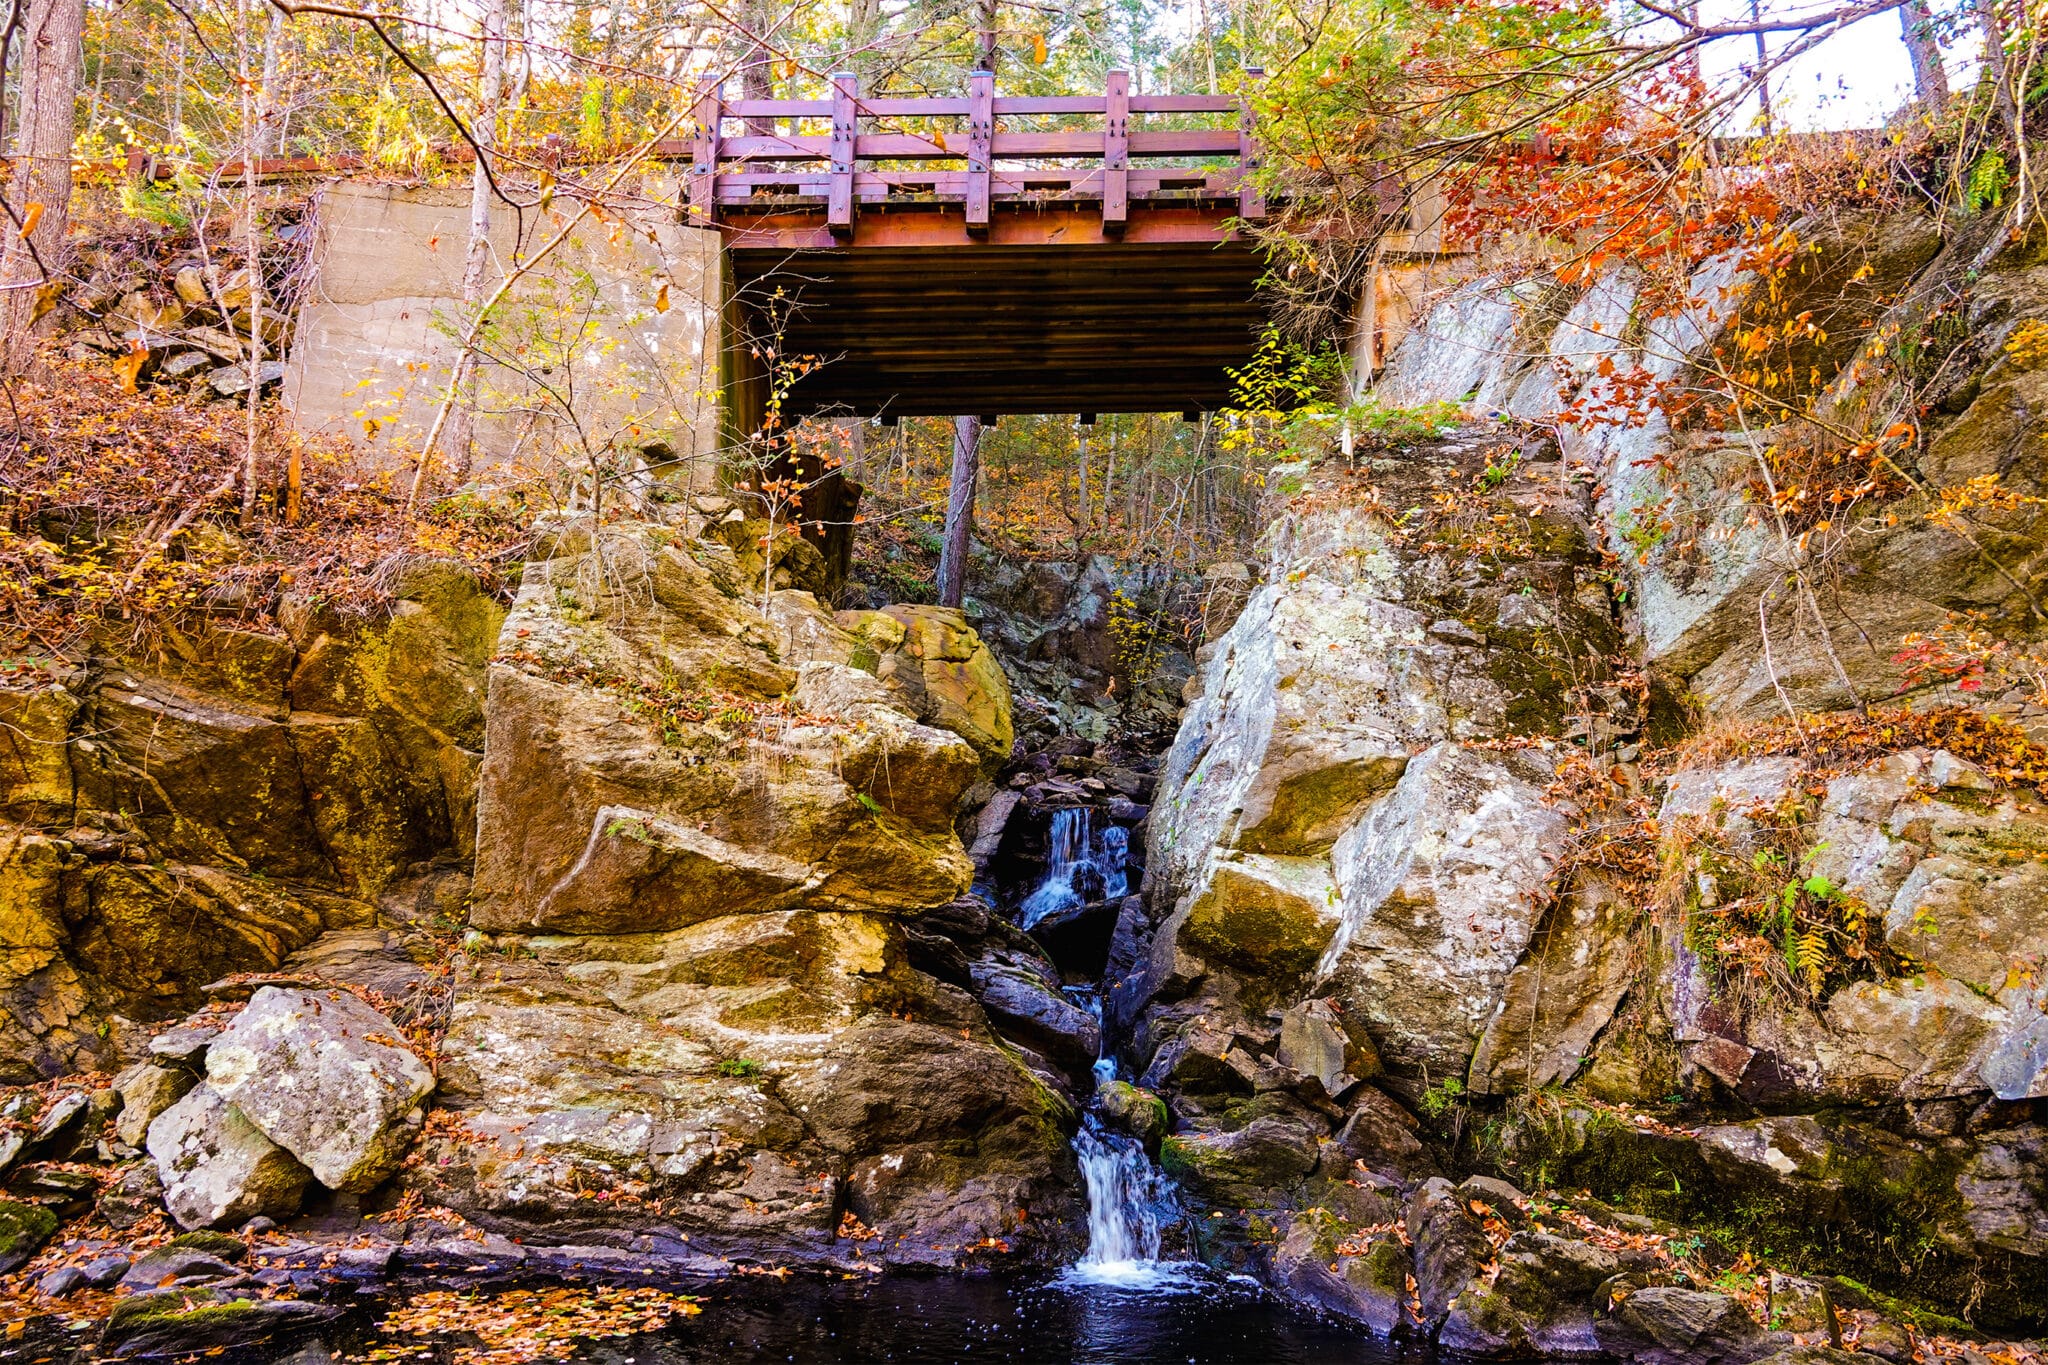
[
  {"xmin": 470, "ymin": 527, "xmax": 1000, "ymax": 933},
  {"xmin": 146, "ymin": 1084, "xmax": 311, "ymax": 1230},
  {"xmin": 204, "ymin": 985, "xmax": 435, "ymax": 1191},
  {"xmin": 1315, "ymin": 742, "xmax": 1567, "ymax": 1083},
  {"xmin": 422, "ymin": 916, "xmax": 1078, "ymax": 1264}
]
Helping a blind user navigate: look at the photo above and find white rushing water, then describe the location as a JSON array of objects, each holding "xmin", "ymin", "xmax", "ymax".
[{"xmin": 1018, "ymin": 808, "xmax": 1129, "ymax": 929}]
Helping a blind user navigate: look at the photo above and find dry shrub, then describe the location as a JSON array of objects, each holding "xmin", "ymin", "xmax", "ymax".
[{"xmin": 1, "ymin": 345, "xmax": 530, "ymax": 658}]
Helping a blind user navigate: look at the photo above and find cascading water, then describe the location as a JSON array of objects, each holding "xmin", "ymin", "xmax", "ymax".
[
  {"xmin": 1068, "ymin": 1116, "xmax": 1181, "ymax": 1285},
  {"xmin": 1014, "ymin": 806, "xmax": 1189, "ymax": 1288},
  {"xmin": 1018, "ymin": 808, "xmax": 1129, "ymax": 929}
]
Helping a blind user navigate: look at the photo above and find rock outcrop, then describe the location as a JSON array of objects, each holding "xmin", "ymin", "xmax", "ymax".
[
  {"xmin": 0, "ymin": 561, "xmax": 501, "ymax": 1083},
  {"xmin": 421, "ymin": 521, "xmax": 1083, "ymax": 1266}
]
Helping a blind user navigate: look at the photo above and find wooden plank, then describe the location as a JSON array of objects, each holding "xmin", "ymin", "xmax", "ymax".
[
  {"xmin": 1129, "ymin": 94, "xmax": 1237, "ymax": 112},
  {"xmin": 723, "ymin": 98, "xmax": 829, "ymax": 117},
  {"xmin": 863, "ymin": 97, "xmax": 971, "ymax": 116},
  {"xmin": 1103, "ymin": 71, "xmax": 1129, "ymax": 234},
  {"xmin": 1238, "ymin": 68, "xmax": 1267, "ymax": 221},
  {"xmin": 966, "ymin": 70, "xmax": 993, "ymax": 235},
  {"xmin": 718, "ymin": 203, "xmax": 1245, "ymax": 249},
  {"xmin": 828, "ymin": 72, "xmax": 857, "ymax": 236},
  {"xmin": 991, "ymin": 95, "xmax": 1104, "ymax": 114},
  {"xmin": 688, "ymin": 81, "xmax": 722, "ymax": 224}
]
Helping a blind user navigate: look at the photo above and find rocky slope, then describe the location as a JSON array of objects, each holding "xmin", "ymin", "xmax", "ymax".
[{"xmin": 1089, "ymin": 207, "xmax": 2048, "ymax": 1349}]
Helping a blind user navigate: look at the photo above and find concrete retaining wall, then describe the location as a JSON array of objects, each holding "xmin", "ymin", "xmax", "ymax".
[{"xmin": 284, "ymin": 180, "xmax": 722, "ymax": 488}]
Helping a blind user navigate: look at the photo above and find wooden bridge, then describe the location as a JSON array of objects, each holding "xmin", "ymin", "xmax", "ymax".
[{"xmin": 691, "ymin": 71, "xmax": 1274, "ymax": 429}]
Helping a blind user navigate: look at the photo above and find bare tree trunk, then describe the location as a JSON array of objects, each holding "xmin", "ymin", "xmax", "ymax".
[
  {"xmin": 442, "ymin": 0, "xmax": 505, "ymax": 481},
  {"xmin": 238, "ymin": 0, "xmax": 264, "ymax": 527},
  {"xmin": 1750, "ymin": 0, "xmax": 1773, "ymax": 131},
  {"xmin": 258, "ymin": 3, "xmax": 285, "ymax": 154},
  {"xmin": 1076, "ymin": 422, "xmax": 1092, "ymax": 531},
  {"xmin": 974, "ymin": 0, "xmax": 996, "ymax": 72},
  {"xmin": 1899, "ymin": 0, "xmax": 1950, "ymax": 110},
  {"xmin": 1973, "ymin": 0, "xmax": 2017, "ymax": 129},
  {"xmin": 0, "ymin": 0, "xmax": 81, "ymax": 376},
  {"xmin": 937, "ymin": 415, "xmax": 980, "ymax": 608},
  {"xmin": 739, "ymin": 0, "xmax": 774, "ymax": 135}
]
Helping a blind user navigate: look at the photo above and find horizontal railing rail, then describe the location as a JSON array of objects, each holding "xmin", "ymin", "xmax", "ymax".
[{"xmin": 691, "ymin": 69, "xmax": 1265, "ymax": 237}]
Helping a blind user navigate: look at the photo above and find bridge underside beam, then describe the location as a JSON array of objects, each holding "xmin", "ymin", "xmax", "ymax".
[{"xmin": 722, "ymin": 206, "xmax": 1267, "ymax": 422}]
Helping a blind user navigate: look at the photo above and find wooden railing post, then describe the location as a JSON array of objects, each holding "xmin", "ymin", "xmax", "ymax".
[
  {"xmin": 688, "ymin": 78, "xmax": 722, "ymax": 225},
  {"xmin": 829, "ymin": 71, "xmax": 858, "ymax": 238},
  {"xmin": 1103, "ymin": 70, "xmax": 1129, "ymax": 235},
  {"xmin": 1237, "ymin": 66, "xmax": 1267, "ymax": 222},
  {"xmin": 966, "ymin": 69, "xmax": 993, "ymax": 236}
]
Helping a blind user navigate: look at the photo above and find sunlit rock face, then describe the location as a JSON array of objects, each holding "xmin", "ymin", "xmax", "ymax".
[
  {"xmin": 434, "ymin": 521, "xmax": 1081, "ymax": 1267},
  {"xmin": 0, "ymin": 562, "xmax": 503, "ymax": 1084}
]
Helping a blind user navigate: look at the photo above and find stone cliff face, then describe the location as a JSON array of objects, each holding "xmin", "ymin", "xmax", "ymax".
[
  {"xmin": 0, "ymin": 564, "xmax": 501, "ymax": 1083},
  {"xmin": 1102, "ymin": 213, "xmax": 2048, "ymax": 1337}
]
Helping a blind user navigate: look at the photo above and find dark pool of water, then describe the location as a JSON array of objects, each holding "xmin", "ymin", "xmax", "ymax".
[{"xmin": 5, "ymin": 1271, "xmax": 1429, "ymax": 1364}]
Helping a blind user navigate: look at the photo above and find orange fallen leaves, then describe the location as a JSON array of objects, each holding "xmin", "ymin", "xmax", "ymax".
[{"xmin": 364, "ymin": 1285, "xmax": 701, "ymax": 1365}]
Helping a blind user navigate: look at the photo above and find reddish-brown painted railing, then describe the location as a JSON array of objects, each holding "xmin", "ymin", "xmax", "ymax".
[{"xmin": 688, "ymin": 69, "xmax": 1264, "ymax": 237}]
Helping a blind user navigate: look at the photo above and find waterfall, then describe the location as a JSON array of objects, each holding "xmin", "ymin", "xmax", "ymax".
[
  {"xmin": 1074, "ymin": 1119, "xmax": 1163, "ymax": 1265},
  {"xmin": 1019, "ymin": 808, "xmax": 1127, "ymax": 929}
]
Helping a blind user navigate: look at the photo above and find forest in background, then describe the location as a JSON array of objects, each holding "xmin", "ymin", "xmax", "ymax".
[{"xmin": 0, "ymin": 0, "xmax": 2042, "ymax": 661}]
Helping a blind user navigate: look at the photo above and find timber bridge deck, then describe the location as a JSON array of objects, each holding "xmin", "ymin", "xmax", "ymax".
[{"xmin": 694, "ymin": 71, "xmax": 1277, "ymax": 426}]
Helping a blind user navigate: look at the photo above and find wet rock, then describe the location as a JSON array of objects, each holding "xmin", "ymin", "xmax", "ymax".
[
  {"xmin": 1159, "ymin": 1098, "xmax": 1325, "ymax": 1207},
  {"xmin": 147, "ymin": 1083, "xmax": 311, "ymax": 1230},
  {"xmin": 1027, "ymin": 897, "xmax": 1123, "ymax": 979},
  {"xmin": 204, "ymin": 985, "xmax": 434, "ymax": 1192},
  {"xmin": 1595, "ymin": 1286, "xmax": 1777, "ymax": 1365},
  {"xmin": 1095, "ymin": 1081, "xmax": 1169, "ymax": 1151},
  {"xmin": 1274, "ymin": 1209, "xmax": 1413, "ymax": 1336},
  {"xmin": 967, "ymin": 953, "xmax": 1100, "ymax": 1070},
  {"xmin": 1408, "ymin": 1176, "xmax": 1492, "ymax": 1327},
  {"xmin": 120, "ymin": 1244, "xmax": 242, "ymax": 1289},
  {"xmin": 99, "ymin": 1289, "xmax": 344, "ymax": 1357},
  {"xmin": 37, "ymin": 1265, "xmax": 89, "ymax": 1297},
  {"xmin": 0, "ymin": 1196, "xmax": 58, "ymax": 1274},
  {"xmin": 114, "ymin": 1063, "xmax": 196, "ymax": 1148}
]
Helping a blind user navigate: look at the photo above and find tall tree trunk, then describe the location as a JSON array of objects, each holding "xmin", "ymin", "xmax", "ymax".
[
  {"xmin": 739, "ymin": 0, "xmax": 774, "ymax": 135},
  {"xmin": 1076, "ymin": 422, "xmax": 1092, "ymax": 531},
  {"xmin": 937, "ymin": 415, "xmax": 980, "ymax": 608},
  {"xmin": 238, "ymin": 0, "xmax": 265, "ymax": 527},
  {"xmin": 974, "ymin": 0, "xmax": 996, "ymax": 72},
  {"xmin": 1749, "ymin": 0, "xmax": 1772, "ymax": 131},
  {"xmin": 0, "ymin": 0, "xmax": 82, "ymax": 376},
  {"xmin": 258, "ymin": 3, "xmax": 286, "ymax": 154},
  {"xmin": 442, "ymin": 0, "xmax": 505, "ymax": 482},
  {"xmin": 1973, "ymin": 0, "xmax": 2016, "ymax": 129},
  {"xmin": 1899, "ymin": 0, "xmax": 1950, "ymax": 110}
]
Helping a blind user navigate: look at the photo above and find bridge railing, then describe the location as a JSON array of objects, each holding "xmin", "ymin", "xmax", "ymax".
[{"xmin": 688, "ymin": 70, "xmax": 1264, "ymax": 237}]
